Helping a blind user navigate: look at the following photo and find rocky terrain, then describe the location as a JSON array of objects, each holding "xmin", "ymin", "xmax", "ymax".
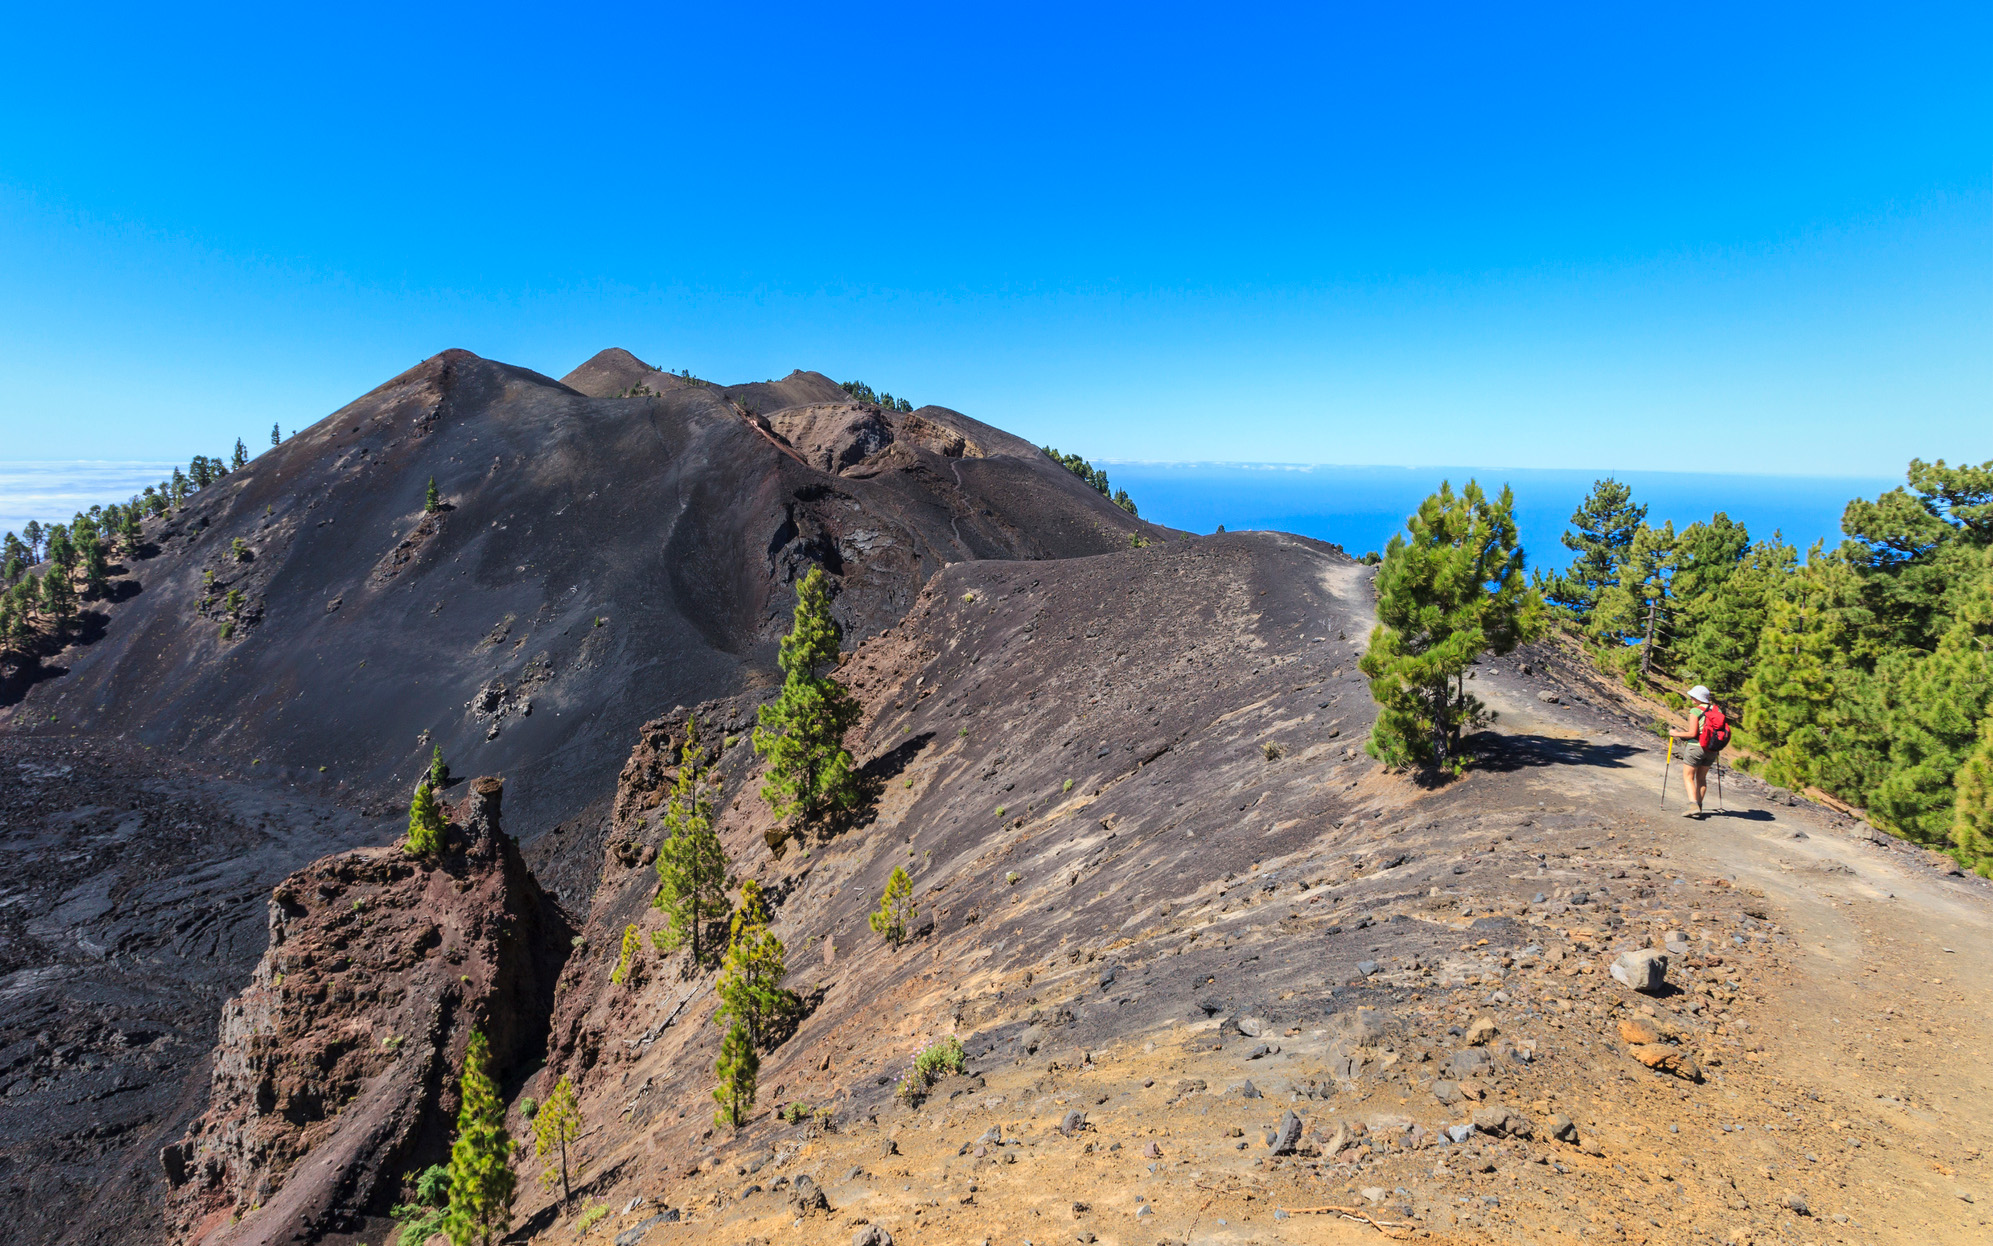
[{"xmin": 2, "ymin": 350, "xmax": 1988, "ymax": 1246}]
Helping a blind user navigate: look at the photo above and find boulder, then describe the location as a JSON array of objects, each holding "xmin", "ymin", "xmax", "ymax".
[
  {"xmin": 1269, "ymin": 1110, "xmax": 1304, "ymax": 1155},
  {"xmin": 1610, "ymin": 948, "xmax": 1671, "ymax": 993},
  {"xmin": 1464, "ymin": 1016, "xmax": 1498, "ymax": 1046},
  {"xmin": 853, "ymin": 1227, "xmax": 895, "ymax": 1246}
]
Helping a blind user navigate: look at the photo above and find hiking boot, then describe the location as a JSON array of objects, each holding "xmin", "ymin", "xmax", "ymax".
[{"xmin": 1681, "ymin": 807, "xmax": 1705, "ymax": 820}]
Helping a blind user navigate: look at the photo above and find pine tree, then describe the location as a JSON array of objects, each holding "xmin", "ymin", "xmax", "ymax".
[
  {"xmin": 869, "ymin": 866, "xmax": 916, "ymax": 946},
  {"xmin": 753, "ymin": 567, "xmax": 862, "ymax": 829},
  {"xmin": 1741, "ymin": 577, "xmax": 1843, "ymax": 791},
  {"xmin": 79, "ymin": 533, "xmax": 109, "ymax": 598},
  {"xmin": 231, "ymin": 438, "xmax": 248, "ymax": 470},
  {"xmin": 652, "ymin": 718, "xmax": 731, "ymax": 968},
  {"xmin": 1951, "ymin": 713, "xmax": 1993, "ymax": 877},
  {"xmin": 430, "ymin": 745, "xmax": 450, "ymax": 790},
  {"xmin": 271, "ymin": 422, "xmax": 282, "ymax": 447},
  {"xmin": 426, "ymin": 477, "xmax": 441, "ymax": 514},
  {"xmin": 531, "ymin": 1075, "xmax": 582, "ymax": 1209},
  {"xmin": 1360, "ymin": 480, "xmax": 1542, "ymax": 773},
  {"xmin": 1545, "ymin": 478, "xmax": 1646, "ymax": 620},
  {"xmin": 712, "ymin": 1022, "xmax": 758, "ymax": 1129},
  {"xmin": 40, "ymin": 566, "xmax": 75, "ymax": 630},
  {"xmin": 1586, "ymin": 520, "xmax": 1677, "ymax": 685},
  {"xmin": 1678, "ymin": 532, "xmax": 1795, "ymax": 699},
  {"xmin": 714, "ymin": 879, "xmax": 797, "ymax": 1050},
  {"xmin": 443, "ymin": 1030, "xmax": 514, "ymax": 1246},
  {"xmin": 407, "ymin": 781, "xmax": 447, "ymax": 856},
  {"xmin": 1866, "ymin": 585, "xmax": 1993, "ymax": 845},
  {"xmin": 22, "ymin": 521, "xmax": 43, "ymax": 563}
]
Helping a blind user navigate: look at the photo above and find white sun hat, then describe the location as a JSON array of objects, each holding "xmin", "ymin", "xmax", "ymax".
[{"xmin": 1688, "ymin": 685, "xmax": 1712, "ymax": 704}]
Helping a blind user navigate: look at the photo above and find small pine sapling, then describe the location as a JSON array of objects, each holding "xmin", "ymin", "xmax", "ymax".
[
  {"xmin": 429, "ymin": 745, "xmax": 449, "ymax": 790},
  {"xmin": 426, "ymin": 477, "xmax": 441, "ymax": 514},
  {"xmin": 869, "ymin": 866, "xmax": 916, "ymax": 946},
  {"xmin": 442, "ymin": 1030, "xmax": 514, "ymax": 1246},
  {"xmin": 531, "ymin": 1075, "xmax": 582, "ymax": 1209},
  {"xmin": 406, "ymin": 781, "xmax": 446, "ymax": 856},
  {"xmin": 609, "ymin": 923, "xmax": 641, "ymax": 986},
  {"xmin": 753, "ymin": 566, "xmax": 862, "ymax": 830},
  {"xmin": 714, "ymin": 879, "xmax": 798, "ymax": 1050},
  {"xmin": 712, "ymin": 1023, "xmax": 758, "ymax": 1129},
  {"xmin": 652, "ymin": 718, "xmax": 730, "ymax": 967}
]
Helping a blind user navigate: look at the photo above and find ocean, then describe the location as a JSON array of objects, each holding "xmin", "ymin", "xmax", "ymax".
[{"xmin": 1103, "ymin": 463, "xmax": 1900, "ymax": 571}]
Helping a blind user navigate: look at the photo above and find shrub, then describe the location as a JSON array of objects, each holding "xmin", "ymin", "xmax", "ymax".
[
  {"xmin": 781, "ymin": 1101, "xmax": 811, "ymax": 1123},
  {"xmin": 1005, "ymin": 871, "xmax": 1020, "ymax": 885},
  {"xmin": 1261, "ymin": 741, "xmax": 1283, "ymax": 761},
  {"xmin": 1062, "ymin": 779, "xmax": 1073, "ymax": 793},
  {"xmin": 574, "ymin": 1203, "xmax": 609, "ymax": 1234}
]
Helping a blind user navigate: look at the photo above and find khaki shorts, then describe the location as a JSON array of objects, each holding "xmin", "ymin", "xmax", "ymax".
[{"xmin": 1683, "ymin": 742, "xmax": 1722, "ymax": 768}]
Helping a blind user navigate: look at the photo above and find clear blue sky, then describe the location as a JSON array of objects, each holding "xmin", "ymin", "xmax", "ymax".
[{"xmin": 1, "ymin": 2, "xmax": 1986, "ymax": 474}]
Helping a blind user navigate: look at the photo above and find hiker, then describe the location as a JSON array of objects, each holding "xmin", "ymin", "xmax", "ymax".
[{"xmin": 1669, "ymin": 685, "xmax": 1729, "ymax": 818}]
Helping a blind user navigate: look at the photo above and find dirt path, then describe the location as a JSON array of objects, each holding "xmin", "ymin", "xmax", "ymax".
[{"xmin": 1475, "ymin": 672, "xmax": 1993, "ymax": 1241}]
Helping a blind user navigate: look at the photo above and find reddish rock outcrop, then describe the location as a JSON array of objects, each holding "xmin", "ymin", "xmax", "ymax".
[{"xmin": 163, "ymin": 777, "xmax": 571, "ymax": 1246}]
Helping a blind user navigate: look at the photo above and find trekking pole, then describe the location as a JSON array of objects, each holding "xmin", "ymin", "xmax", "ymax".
[
  {"xmin": 1716, "ymin": 764, "xmax": 1725, "ymax": 812},
  {"xmin": 1659, "ymin": 736, "xmax": 1673, "ymax": 808}
]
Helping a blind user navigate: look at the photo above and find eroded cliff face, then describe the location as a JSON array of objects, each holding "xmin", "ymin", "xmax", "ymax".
[{"xmin": 163, "ymin": 778, "xmax": 571, "ymax": 1246}]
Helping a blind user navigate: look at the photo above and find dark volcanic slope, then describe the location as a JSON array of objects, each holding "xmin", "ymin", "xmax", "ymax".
[
  {"xmin": 0, "ymin": 735, "xmax": 389, "ymax": 1246},
  {"xmin": 3, "ymin": 349, "xmax": 1159, "ymax": 840}
]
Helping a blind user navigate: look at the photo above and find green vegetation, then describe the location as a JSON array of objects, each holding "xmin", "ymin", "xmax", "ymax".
[
  {"xmin": 406, "ymin": 781, "xmax": 446, "ymax": 856},
  {"xmin": 869, "ymin": 865, "xmax": 916, "ymax": 945},
  {"xmin": 609, "ymin": 923, "xmax": 641, "ymax": 986},
  {"xmin": 426, "ymin": 476, "xmax": 441, "ymax": 513},
  {"xmin": 429, "ymin": 745, "xmax": 449, "ymax": 790},
  {"xmin": 389, "ymin": 1164, "xmax": 451, "ymax": 1246},
  {"xmin": 1361, "ymin": 480, "xmax": 1543, "ymax": 774},
  {"xmin": 1547, "ymin": 459, "xmax": 1993, "ymax": 874},
  {"xmin": 442, "ymin": 1030, "xmax": 514, "ymax": 1246},
  {"xmin": 531, "ymin": 1075, "xmax": 582, "ymax": 1209},
  {"xmin": 753, "ymin": 567, "xmax": 863, "ymax": 830},
  {"xmin": 839, "ymin": 379, "xmax": 914, "ymax": 412},
  {"xmin": 714, "ymin": 879, "xmax": 797, "ymax": 1051},
  {"xmin": 574, "ymin": 1203, "xmax": 609, "ymax": 1234},
  {"xmin": 896, "ymin": 1035, "xmax": 966, "ymax": 1103},
  {"xmin": 712, "ymin": 1022, "xmax": 758, "ymax": 1129},
  {"xmin": 1040, "ymin": 445, "xmax": 1138, "ymax": 516},
  {"xmin": 651, "ymin": 717, "xmax": 731, "ymax": 968}
]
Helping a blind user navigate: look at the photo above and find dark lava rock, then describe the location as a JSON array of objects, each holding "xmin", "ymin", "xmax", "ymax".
[{"xmin": 1269, "ymin": 1109, "xmax": 1304, "ymax": 1155}]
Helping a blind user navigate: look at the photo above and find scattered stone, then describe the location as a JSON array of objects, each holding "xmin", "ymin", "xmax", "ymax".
[
  {"xmin": 1446, "ymin": 1124, "xmax": 1475, "ymax": 1144},
  {"xmin": 879, "ymin": 1138, "xmax": 899, "ymax": 1157},
  {"xmin": 1246, "ymin": 1044, "xmax": 1272, "ymax": 1060},
  {"xmin": 1236, "ymin": 1016, "xmax": 1265, "ymax": 1037},
  {"xmin": 1431, "ymin": 1080, "xmax": 1461, "ymax": 1105},
  {"xmin": 791, "ymin": 1174, "xmax": 830, "ymax": 1214},
  {"xmin": 1610, "ymin": 948, "xmax": 1671, "ymax": 993},
  {"xmin": 1142, "ymin": 1140, "xmax": 1162, "ymax": 1159},
  {"xmin": 1448, "ymin": 1048, "xmax": 1491, "ymax": 1078},
  {"xmin": 1628, "ymin": 1044, "xmax": 1703, "ymax": 1081},
  {"xmin": 1785, "ymin": 1194, "xmax": 1811, "ymax": 1216},
  {"xmin": 1472, "ymin": 1105, "xmax": 1533, "ymax": 1139},
  {"xmin": 841, "ymin": 1167, "xmax": 865, "ymax": 1182},
  {"xmin": 617, "ymin": 1214, "xmax": 674, "ymax": 1246},
  {"xmin": 1269, "ymin": 1110, "xmax": 1303, "ymax": 1155},
  {"xmin": 853, "ymin": 1227, "xmax": 894, "ymax": 1246},
  {"xmin": 1356, "ymin": 960, "xmax": 1380, "ymax": 976},
  {"xmin": 1464, "ymin": 1016, "xmax": 1498, "ymax": 1046},
  {"xmin": 1058, "ymin": 1110, "xmax": 1087, "ymax": 1135},
  {"xmin": 1171, "ymin": 1078, "xmax": 1207, "ymax": 1098},
  {"xmin": 1618, "ymin": 1017, "xmax": 1662, "ymax": 1045},
  {"xmin": 1549, "ymin": 1114, "xmax": 1578, "ymax": 1143},
  {"xmin": 1226, "ymin": 1080, "xmax": 1262, "ymax": 1099},
  {"xmin": 1538, "ymin": 691, "xmax": 1560, "ymax": 703}
]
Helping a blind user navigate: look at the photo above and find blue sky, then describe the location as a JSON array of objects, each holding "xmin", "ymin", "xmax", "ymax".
[{"xmin": 0, "ymin": 2, "xmax": 1985, "ymax": 474}]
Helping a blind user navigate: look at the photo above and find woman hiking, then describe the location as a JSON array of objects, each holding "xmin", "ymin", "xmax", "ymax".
[{"xmin": 1670, "ymin": 685, "xmax": 1730, "ymax": 818}]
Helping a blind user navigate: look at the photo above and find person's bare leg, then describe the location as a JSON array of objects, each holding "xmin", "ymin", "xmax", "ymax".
[
  {"xmin": 1691, "ymin": 765, "xmax": 1709, "ymax": 809},
  {"xmin": 1681, "ymin": 761, "xmax": 1700, "ymax": 806}
]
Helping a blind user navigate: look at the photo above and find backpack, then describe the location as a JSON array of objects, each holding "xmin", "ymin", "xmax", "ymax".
[{"xmin": 1698, "ymin": 703, "xmax": 1730, "ymax": 750}]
